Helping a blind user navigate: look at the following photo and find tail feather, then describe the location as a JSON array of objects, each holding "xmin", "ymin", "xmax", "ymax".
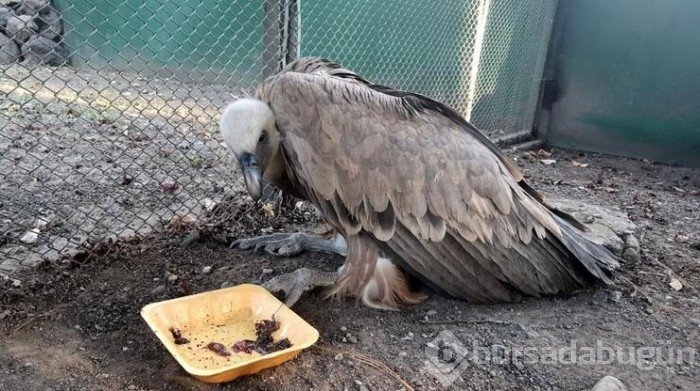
[
  {"xmin": 519, "ymin": 179, "xmax": 591, "ymax": 232},
  {"xmin": 552, "ymin": 214, "xmax": 620, "ymax": 284},
  {"xmin": 360, "ymin": 257, "xmax": 428, "ymax": 310}
]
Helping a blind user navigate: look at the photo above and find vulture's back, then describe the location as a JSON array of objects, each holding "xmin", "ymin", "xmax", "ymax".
[{"xmin": 258, "ymin": 57, "xmax": 619, "ymax": 302}]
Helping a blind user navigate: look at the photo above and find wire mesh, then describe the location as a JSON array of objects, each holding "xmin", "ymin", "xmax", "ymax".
[
  {"xmin": 300, "ymin": 0, "xmax": 558, "ymax": 138},
  {"xmin": 0, "ymin": 0, "xmax": 557, "ymax": 276}
]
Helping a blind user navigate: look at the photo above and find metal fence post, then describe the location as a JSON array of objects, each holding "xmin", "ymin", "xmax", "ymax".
[
  {"xmin": 283, "ymin": 0, "xmax": 300, "ymax": 66},
  {"xmin": 263, "ymin": 0, "xmax": 299, "ymax": 78},
  {"xmin": 262, "ymin": 0, "xmax": 282, "ymax": 78},
  {"xmin": 463, "ymin": 0, "xmax": 492, "ymax": 121}
]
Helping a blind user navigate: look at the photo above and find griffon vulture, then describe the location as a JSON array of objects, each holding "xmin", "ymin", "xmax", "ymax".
[{"xmin": 221, "ymin": 57, "xmax": 619, "ymax": 310}]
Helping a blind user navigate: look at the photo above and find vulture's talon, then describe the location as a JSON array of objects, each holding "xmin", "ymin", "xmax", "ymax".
[{"xmin": 260, "ymin": 268, "xmax": 339, "ymax": 307}]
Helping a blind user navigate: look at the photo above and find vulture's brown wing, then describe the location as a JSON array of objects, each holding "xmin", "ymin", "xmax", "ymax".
[
  {"xmin": 264, "ymin": 70, "xmax": 617, "ymax": 302},
  {"xmin": 277, "ymin": 57, "xmax": 590, "ymax": 233}
]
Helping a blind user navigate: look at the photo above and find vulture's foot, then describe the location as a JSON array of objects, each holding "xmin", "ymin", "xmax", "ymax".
[
  {"xmin": 261, "ymin": 267, "xmax": 339, "ymax": 307},
  {"xmin": 231, "ymin": 232, "xmax": 347, "ymax": 257}
]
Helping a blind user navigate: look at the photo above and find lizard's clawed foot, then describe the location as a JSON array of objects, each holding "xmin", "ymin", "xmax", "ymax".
[{"xmin": 261, "ymin": 268, "xmax": 339, "ymax": 307}]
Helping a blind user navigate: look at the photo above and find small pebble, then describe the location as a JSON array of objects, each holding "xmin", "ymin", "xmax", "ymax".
[
  {"xmin": 611, "ymin": 291, "xmax": 622, "ymax": 302},
  {"xmin": 398, "ymin": 351, "xmax": 408, "ymax": 358},
  {"xmin": 122, "ymin": 346, "xmax": 129, "ymax": 351},
  {"xmin": 426, "ymin": 310, "xmax": 437, "ymax": 316},
  {"xmin": 221, "ymin": 281, "xmax": 233, "ymax": 288},
  {"xmin": 121, "ymin": 174, "xmax": 134, "ymax": 186},
  {"xmin": 347, "ymin": 335, "xmax": 358, "ymax": 344},
  {"xmin": 20, "ymin": 229, "xmax": 40, "ymax": 244},
  {"xmin": 591, "ymin": 375, "xmax": 628, "ymax": 391},
  {"xmin": 150, "ymin": 285, "xmax": 165, "ymax": 295},
  {"xmin": 34, "ymin": 218, "xmax": 50, "ymax": 231},
  {"xmin": 203, "ymin": 198, "xmax": 218, "ymax": 212},
  {"xmin": 526, "ymin": 331, "xmax": 540, "ymax": 339},
  {"xmin": 159, "ymin": 180, "xmax": 178, "ymax": 192},
  {"xmin": 166, "ymin": 272, "xmax": 178, "ymax": 282},
  {"xmin": 334, "ymin": 353, "xmax": 344, "ymax": 360},
  {"xmin": 340, "ymin": 326, "xmax": 348, "ymax": 332},
  {"xmin": 514, "ymin": 361, "xmax": 525, "ymax": 371},
  {"xmin": 201, "ymin": 266, "xmax": 212, "ymax": 274},
  {"xmin": 262, "ymin": 268, "xmax": 273, "ymax": 275}
]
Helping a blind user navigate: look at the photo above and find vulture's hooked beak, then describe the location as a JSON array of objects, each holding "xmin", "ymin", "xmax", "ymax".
[{"xmin": 239, "ymin": 152, "xmax": 262, "ymax": 201}]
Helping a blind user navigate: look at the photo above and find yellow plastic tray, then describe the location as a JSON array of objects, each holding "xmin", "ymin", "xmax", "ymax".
[{"xmin": 141, "ymin": 284, "xmax": 319, "ymax": 383}]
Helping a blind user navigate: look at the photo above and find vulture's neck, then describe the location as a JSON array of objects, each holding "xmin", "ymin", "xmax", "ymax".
[{"xmin": 274, "ymin": 145, "xmax": 309, "ymax": 201}]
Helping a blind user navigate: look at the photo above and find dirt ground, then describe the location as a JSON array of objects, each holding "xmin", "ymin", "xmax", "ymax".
[{"xmin": 1, "ymin": 147, "xmax": 699, "ymax": 391}]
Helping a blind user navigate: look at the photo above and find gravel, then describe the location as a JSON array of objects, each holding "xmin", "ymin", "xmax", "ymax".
[{"xmin": 1, "ymin": 65, "xmax": 247, "ymax": 274}]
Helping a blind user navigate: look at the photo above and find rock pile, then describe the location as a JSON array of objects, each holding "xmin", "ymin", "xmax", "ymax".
[{"xmin": 0, "ymin": 0, "xmax": 67, "ymax": 66}]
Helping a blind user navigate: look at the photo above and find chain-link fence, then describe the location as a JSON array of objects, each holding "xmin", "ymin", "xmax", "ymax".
[{"xmin": 0, "ymin": 0, "xmax": 557, "ymax": 276}]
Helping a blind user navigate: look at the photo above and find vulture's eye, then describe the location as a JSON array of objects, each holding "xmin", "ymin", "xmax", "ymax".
[{"xmin": 258, "ymin": 133, "xmax": 267, "ymax": 144}]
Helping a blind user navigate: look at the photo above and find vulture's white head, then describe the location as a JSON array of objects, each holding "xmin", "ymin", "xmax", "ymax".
[{"xmin": 220, "ymin": 98, "xmax": 281, "ymax": 200}]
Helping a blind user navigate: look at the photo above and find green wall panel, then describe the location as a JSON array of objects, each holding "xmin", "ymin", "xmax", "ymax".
[{"xmin": 547, "ymin": 0, "xmax": 700, "ymax": 167}]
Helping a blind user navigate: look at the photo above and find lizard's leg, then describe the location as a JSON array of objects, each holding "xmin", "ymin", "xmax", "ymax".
[
  {"xmin": 231, "ymin": 231, "xmax": 347, "ymax": 257},
  {"xmin": 261, "ymin": 268, "xmax": 339, "ymax": 307}
]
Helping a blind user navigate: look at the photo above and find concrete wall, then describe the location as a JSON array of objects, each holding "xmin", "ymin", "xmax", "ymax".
[{"xmin": 544, "ymin": 0, "xmax": 700, "ymax": 167}]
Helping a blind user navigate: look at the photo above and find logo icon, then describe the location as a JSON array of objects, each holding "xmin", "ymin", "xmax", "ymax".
[{"xmin": 422, "ymin": 330, "xmax": 470, "ymax": 387}]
